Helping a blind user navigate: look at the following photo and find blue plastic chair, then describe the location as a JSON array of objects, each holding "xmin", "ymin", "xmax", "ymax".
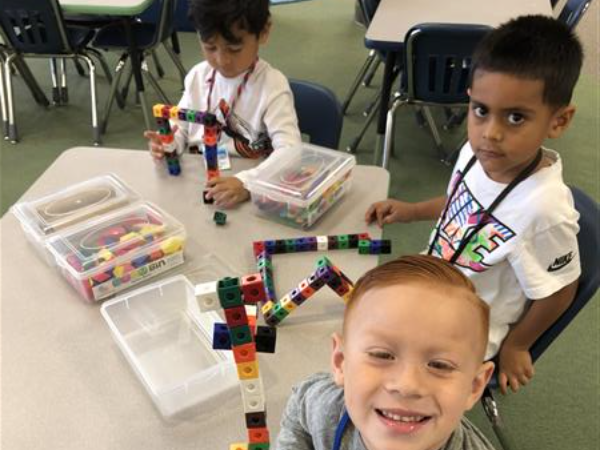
[
  {"xmin": 289, "ymin": 79, "xmax": 343, "ymax": 150},
  {"xmin": 381, "ymin": 23, "xmax": 491, "ymax": 169},
  {"xmin": 0, "ymin": 0, "xmax": 107, "ymax": 144},
  {"xmin": 557, "ymin": 0, "xmax": 594, "ymax": 29},
  {"xmin": 481, "ymin": 186, "xmax": 600, "ymax": 450}
]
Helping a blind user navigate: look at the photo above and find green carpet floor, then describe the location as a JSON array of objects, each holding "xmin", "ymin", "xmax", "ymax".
[{"xmin": 1, "ymin": 1, "xmax": 598, "ymax": 448}]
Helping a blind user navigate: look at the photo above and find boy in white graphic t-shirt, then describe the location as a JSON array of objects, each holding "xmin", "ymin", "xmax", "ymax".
[{"xmin": 365, "ymin": 15, "xmax": 583, "ymax": 395}]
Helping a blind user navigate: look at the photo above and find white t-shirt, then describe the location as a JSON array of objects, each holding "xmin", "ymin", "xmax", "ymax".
[
  {"xmin": 428, "ymin": 143, "xmax": 581, "ymax": 358},
  {"xmin": 172, "ymin": 59, "xmax": 302, "ymax": 185}
]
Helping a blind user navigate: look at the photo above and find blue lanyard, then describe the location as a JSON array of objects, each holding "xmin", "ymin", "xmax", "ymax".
[{"xmin": 332, "ymin": 411, "xmax": 351, "ymax": 450}]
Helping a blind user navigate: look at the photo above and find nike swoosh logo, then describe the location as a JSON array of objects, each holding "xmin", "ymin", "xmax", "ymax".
[{"xmin": 547, "ymin": 253, "xmax": 575, "ymax": 272}]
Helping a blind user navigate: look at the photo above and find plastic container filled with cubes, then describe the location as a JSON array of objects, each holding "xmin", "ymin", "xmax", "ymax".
[
  {"xmin": 101, "ymin": 269, "xmax": 240, "ymax": 417},
  {"xmin": 247, "ymin": 144, "xmax": 356, "ymax": 229},
  {"xmin": 11, "ymin": 174, "xmax": 141, "ymax": 265},
  {"xmin": 47, "ymin": 202, "xmax": 186, "ymax": 302}
]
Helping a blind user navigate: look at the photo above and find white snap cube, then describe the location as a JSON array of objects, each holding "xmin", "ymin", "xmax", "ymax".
[
  {"xmin": 317, "ymin": 236, "xmax": 328, "ymax": 251},
  {"xmin": 194, "ymin": 281, "xmax": 220, "ymax": 312}
]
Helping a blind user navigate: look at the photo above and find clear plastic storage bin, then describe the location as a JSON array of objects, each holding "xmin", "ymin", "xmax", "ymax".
[
  {"xmin": 47, "ymin": 202, "xmax": 186, "ymax": 302},
  {"xmin": 247, "ymin": 144, "xmax": 356, "ymax": 229},
  {"xmin": 101, "ymin": 273, "xmax": 239, "ymax": 418},
  {"xmin": 11, "ymin": 174, "xmax": 141, "ymax": 265}
]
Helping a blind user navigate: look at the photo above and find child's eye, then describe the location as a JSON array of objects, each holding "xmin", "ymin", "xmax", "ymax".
[
  {"xmin": 204, "ymin": 46, "xmax": 217, "ymax": 53},
  {"xmin": 367, "ymin": 351, "xmax": 395, "ymax": 361},
  {"xmin": 507, "ymin": 113, "xmax": 525, "ymax": 125},
  {"xmin": 228, "ymin": 47, "xmax": 243, "ymax": 54},
  {"xmin": 428, "ymin": 360, "xmax": 456, "ymax": 372},
  {"xmin": 472, "ymin": 105, "xmax": 487, "ymax": 118}
]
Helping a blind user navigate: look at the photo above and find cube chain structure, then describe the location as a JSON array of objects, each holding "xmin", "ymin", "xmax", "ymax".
[
  {"xmin": 196, "ymin": 274, "xmax": 273, "ymax": 450},
  {"xmin": 153, "ymin": 104, "xmax": 226, "ymax": 205}
]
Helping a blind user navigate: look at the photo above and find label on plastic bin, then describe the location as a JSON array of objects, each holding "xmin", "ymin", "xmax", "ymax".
[{"xmin": 91, "ymin": 251, "xmax": 185, "ymax": 300}]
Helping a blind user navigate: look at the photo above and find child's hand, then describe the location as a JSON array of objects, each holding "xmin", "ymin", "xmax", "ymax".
[
  {"xmin": 498, "ymin": 344, "xmax": 535, "ymax": 395},
  {"xmin": 143, "ymin": 125, "xmax": 178, "ymax": 160},
  {"xmin": 205, "ymin": 176, "xmax": 250, "ymax": 208},
  {"xmin": 365, "ymin": 199, "xmax": 417, "ymax": 228}
]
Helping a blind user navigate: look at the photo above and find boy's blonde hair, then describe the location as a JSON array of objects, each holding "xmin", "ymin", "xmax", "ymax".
[{"xmin": 344, "ymin": 255, "xmax": 490, "ymax": 359}]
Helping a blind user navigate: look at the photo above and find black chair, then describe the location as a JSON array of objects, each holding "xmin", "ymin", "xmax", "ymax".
[
  {"xmin": 0, "ymin": 0, "xmax": 106, "ymax": 144},
  {"xmin": 557, "ymin": 0, "xmax": 594, "ymax": 28},
  {"xmin": 289, "ymin": 79, "xmax": 343, "ymax": 150},
  {"xmin": 481, "ymin": 186, "xmax": 600, "ymax": 450},
  {"xmin": 92, "ymin": 0, "xmax": 185, "ymax": 134},
  {"xmin": 381, "ymin": 23, "xmax": 491, "ymax": 169}
]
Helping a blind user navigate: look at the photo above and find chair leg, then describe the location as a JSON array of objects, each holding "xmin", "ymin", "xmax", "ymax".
[
  {"xmin": 362, "ymin": 56, "xmax": 382, "ymax": 87},
  {"xmin": 481, "ymin": 388, "xmax": 517, "ymax": 450},
  {"xmin": 141, "ymin": 60, "xmax": 171, "ymax": 104},
  {"xmin": 86, "ymin": 47, "xmax": 125, "ymax": 109},
  {"xmin": 13, "ymin": 57, "xmax": 49, "ymax": 107},
  {"xmin": 382, "ymin": 95, "xmax": 404, "ymax": 169},
  {"xmin": 73, "ymin": 58, "xmax": 86, "ymax": 77},
  {"xmin": 422, "ymin": 106, "xmax": 445, "ymax": 158},
  {"xmin": 50, "ymin": 58, "xmax": 61, "ymax": 104},
  {"xmin": 101, "ymin": 55, "xmax": 128, "ymax": 134},
  {"xmin": 150, "ymin": 50, "xmax": 165, "ymax": 79},
  {"xmin": 341, "ymin": 50, "xmax": 377, "ymax": 114},
  {"xmin": 79, "ymin": 55, "xmax": 101, "ymax": 146},
  {"xmin": 4, "ymin": 55, "xmax": 18, "ymax": 143},
  {"xmin": 0, "ymin": 53, "xmax": 8, "ymax": 139},
  {"xmin": 346, "ymin": 100, "xmax": 379, "ymax": 154},
  {"xmin": 163, "ymin": 42, "xmax": 187, "ymax": 89},
  {"xmin": 363, "ymin": 89, "xmax": 381, "ymax": 117},
  {"xmin": 120, "ymin": 62, "xmax": 134, "ymax": 106},
  {"xmin": 59, "ymin": 58, "xmax": 69, "ymax": 104}
]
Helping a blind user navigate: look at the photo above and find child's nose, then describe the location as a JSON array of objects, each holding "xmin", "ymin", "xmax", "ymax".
[
  {"xmin": 483, "ymin": 117, "xmax": 503, "ymax": 141},
  {"xmin": 384, "ymin": 364, "xmax": 426, "ymax": 398}
]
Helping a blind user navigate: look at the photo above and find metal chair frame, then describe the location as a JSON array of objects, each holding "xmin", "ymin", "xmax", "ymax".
[{"xmin": 0, "ymin": 0, "xmax": 104, "ymax": 144}]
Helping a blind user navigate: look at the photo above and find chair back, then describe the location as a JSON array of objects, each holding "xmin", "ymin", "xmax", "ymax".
[
  {"xmin": 403, "ymin": 23, "xmax": 491, "ymax": 104},
  {"xmin": 557, "ymin": 0, "xmax": 594, "ymax": 29},
  {"xmin": 0, "ymin": 0, "xmax": 71, "ymax": 54},
  {"xmin": 529, "ymin": 186, "xmax": 600, "ymax": 362},
  {"xmin": 289, "ymin": 79, "xmax": 343, "ymax": 150}
]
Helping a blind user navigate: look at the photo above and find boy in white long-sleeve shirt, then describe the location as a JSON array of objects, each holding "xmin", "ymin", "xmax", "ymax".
[{"xmin": 144, "ymin": 0, "xmax": 301, "ymax": 208}]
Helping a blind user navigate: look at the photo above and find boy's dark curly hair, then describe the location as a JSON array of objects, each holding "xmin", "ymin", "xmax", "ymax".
[
  {"xmin": 188, "ymin": 0, "xmax": 271, "ymax": 43},
  {"xmin": 471, "ymin": 15, "xmax": 583, "ymax": 107}
]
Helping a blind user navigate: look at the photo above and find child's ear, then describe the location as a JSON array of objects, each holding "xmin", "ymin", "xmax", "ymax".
[
  {"xmin": 331, "ymin": 332, "xmax": 345, "ymax": 387},
  {"xmin": 465, "ymin": 361, "xmax": 495, "ymax": 410},
  {"xmin": 547, "ymin": 104, "xmax": 576, "ymax": 139},
  {"xmin": 258, "ymin": 18, "xmax": 272, "ymax": 45}
]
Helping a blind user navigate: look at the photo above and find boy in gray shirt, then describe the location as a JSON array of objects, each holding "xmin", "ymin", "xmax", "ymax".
[{"xmin": 277, "ymin": 255, "xmax": 497, "ymax": 450}]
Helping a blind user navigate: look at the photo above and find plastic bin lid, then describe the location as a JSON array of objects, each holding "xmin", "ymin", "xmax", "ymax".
[
  {"xmin": 11, "ymin": 174, "xmax": 141, "ymax": 239},
  {"xmin": 46, "ymin": 202, "xmax": 185, "ymax": 277},
  {"xmin": 248, "ymin": 144, "xmax": 356, "ymax": 200}
]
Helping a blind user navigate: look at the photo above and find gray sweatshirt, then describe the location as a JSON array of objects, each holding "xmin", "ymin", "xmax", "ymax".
[{"xmin": 276, "ymin": 373, "xmax": 496, "ymax": 450}]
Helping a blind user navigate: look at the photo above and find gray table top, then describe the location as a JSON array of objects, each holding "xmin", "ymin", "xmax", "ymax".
[
  {"xmin": 59, "ymin": 0, "xmax": 155, "ymax": 16},
  {"xmin": 366, "ymin": 0, "xmax": 552, "ymax": 44},
  {"xmin": 1, "ymin": 147, "xmax": 390, "ymax": 450}
]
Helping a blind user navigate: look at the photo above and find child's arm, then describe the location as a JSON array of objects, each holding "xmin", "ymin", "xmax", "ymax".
[
  {"xmin": 365, "ymin": 195, "xmax": 447, "ymax": 228},
  {"xmin": 498, "ymin": 279, "xmax": 578, "ymax": 395}
]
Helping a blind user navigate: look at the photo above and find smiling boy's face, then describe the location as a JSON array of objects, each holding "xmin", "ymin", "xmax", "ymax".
[
  {"xmin": 200, "ymin": 22, "xmax": 270, "ymax": 79},
  {"xmin": 331, "ymin": 282, "xmax": 494, "ymax": 450},
  {"xmin": 467, "ymin": 70, "xmax": 575, "ymax": 184}
]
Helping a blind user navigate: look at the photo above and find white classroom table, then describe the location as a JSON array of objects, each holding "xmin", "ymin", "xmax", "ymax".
[
  {"xmin": 60, "ymin": 0, "xmax": 155, "ymax": 16},
  {"xmin": 0, "ymin": 147, "xmax": 390, "ymax": 450},
  {"xmin": 364, "ymin": 0, "xmax": 553, "ymax": 164}
]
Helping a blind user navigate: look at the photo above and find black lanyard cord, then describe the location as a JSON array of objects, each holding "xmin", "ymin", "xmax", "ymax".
[{"xmin": 428, "ymin": 149, "xmax": 544, "ymax": 264}]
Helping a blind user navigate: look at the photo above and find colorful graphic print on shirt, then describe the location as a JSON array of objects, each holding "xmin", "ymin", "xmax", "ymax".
[{"xmin": 431, "ymin": 173, "xmax": 517, "ymax": 273}]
